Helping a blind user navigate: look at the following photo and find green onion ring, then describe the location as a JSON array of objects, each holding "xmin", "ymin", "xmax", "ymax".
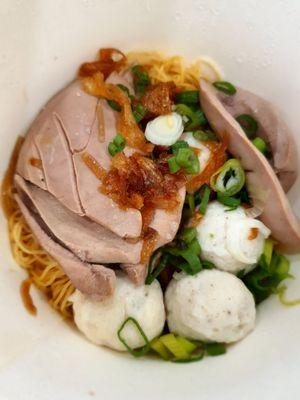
[
  {"xmin": 210, "ymin": 159, "xmax": 245, "ymax": 196},
  {"xmin": 236, "ymin": 114, "xmax": 258, "ymax": 138},
  {"xmin": 117, "ymin": 317, "xmax": 150, "ymax": 357},
  {"xmin": 213, "ymin": 81, "xmax": 237, "ymax": 95}
]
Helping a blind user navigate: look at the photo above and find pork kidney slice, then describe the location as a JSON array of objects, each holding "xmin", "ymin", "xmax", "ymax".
[{"xmin": 199, "ymin": 79, "xmax": 300, "ymax": 253}]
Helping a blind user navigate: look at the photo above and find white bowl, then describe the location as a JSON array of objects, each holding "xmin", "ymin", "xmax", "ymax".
[{"xmin": 0, "ymin": 1, "xmax": 300, "ymax": 399}]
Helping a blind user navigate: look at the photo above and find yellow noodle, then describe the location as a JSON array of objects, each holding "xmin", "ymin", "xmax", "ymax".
[
  {"xmin": 3, "ymin": 51, "xmax": 222, "ymax": 320},
  {"xmin": 126, "ymin": 51, "xmax": 222, "ymax": 88}
]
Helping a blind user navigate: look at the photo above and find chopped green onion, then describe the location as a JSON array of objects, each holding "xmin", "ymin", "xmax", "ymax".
[
  {"xmin": 180, "ymin": 227, "xmax": 197, "ymax": 244},
  {"xmin": 213, "ymin": 81, "xmax": 236, "ymax": 95},
  {"xmin": 176, "ymin": 337, "xmax": 197, "ymax": 354},
  {"xmin": 217, "ymin": 192, "xmax": 241, "ymax": 211},
  {"xmin": 277, "ymin": 285, "xmax": 300, "ymax": 307},
  {"xmin": 175, "ymin": 90, "xmax": 199, "ymax": 105},
  {"xmin": 193, "ymin": 130, "xmax": 217, "ymax": 142},
  {"xmin": 113, "ymin": 133, "xmax": 125, "ymax": 148},
  {"xmin": 145, "ymin": 252, "xmax": 169, "ymax": 285},
  {"xmin": 202, "ymin": 260, "xmax": 215, "ymax": 269},
  {"xmin": 243, "ymin": 247, "xmax": 291, "ymax": 304},
  {"xmin": 168, "ymin": 156, "xmax": 181, "ymax": 173},
  {"xmin": 262, "ymin": 239, "xmax": 274, "ymax": 266},
  {"xmin": 211, "ymin": 159, "xmax": 245, "ymax": 196},
  {"xmin": 116, "ymin": 83, "xmax": 134, "ymax": 101},
  {"xmin": 160, "ymin": 334, "xmax": 190, "ymax": 360},
  {"xmin": 185, "ymin": 193, "xmax": 195, "ymax": 213},
  {"xmin": 108, "ymin": 142, "xmax": 119, "ymax": 156},
  {"xmin": 132, "ymin": 104, "xmax": 147, "ymax": 123},
  {"xmin": 108, "ymin": 133, "xmax": 126, "ymax": 156},
  {"xmin": 117, "ymin": 317, "xmax": 150, "ymax": 357},
  {"xmin": 198, "ymin": 185, "xmax": 211, "ymax": 214},
  {"xmin": 176, "ymin": 148, "xmax": 200, "ymax": 175},
  {"xmin": 252, "ymin": 137, "xmax": 268, "ymax": 154},
  {"xmin": 188, "ymin": 237, "xmax": 201, "ymax": 256},
  {"xmin": 186, "ymin": 109, "xmax": 207, "ymax": 130},
  {"xmin": 175, "ymin": 104, "xmax": 207, "ymax": 130},
  {"xmin": 205, "ymin": 342, "xmax": 226, "ymax": 356},
  {"xmin": 167, "ymin": 245, "xmax": 202, "ymax": 274},
  {"xmin": 173, "ymin": 350, "xmax": 205, "ymax": 363},
  {"xmin": 107, "ymin": 99, "xmax": 121, "ymax": 112},
  {"xmin": 150, "ymin": 337, "xmax": 172, "ymax": 360},
  {"xmin": 236, "ymin": 114, "xmax": 258, "ymax": 138},
  {"xmin": 175, "ymin": 103, "xmax": 195, "ymax": 120},
  {"xmin": 131, "ymin": 65, "xmax": 150, "ymax": 96},
  {"xmin": 171, "ymin": 140, "xmax": 189, "ymax": 154}
]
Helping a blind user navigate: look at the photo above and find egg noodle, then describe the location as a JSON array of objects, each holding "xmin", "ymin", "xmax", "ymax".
[{"xmin": 2, "ymin": 51, "xmax": 221, "ymax": 318}]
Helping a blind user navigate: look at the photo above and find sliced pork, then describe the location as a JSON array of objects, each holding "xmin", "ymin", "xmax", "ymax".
[
  {"xmin": 14, "ymin": 174, "xmax": 142, "ymax": 264},
  {"xmin": 121, "ymin": 187, "xmax": 186, "ymax": 284},
  {"xmin": 199, "ymin": 79, "xmax": 300, "ymax": 253},
  {"xmin": 17, "ymin": 74, "xmax": 143, "ymax": 238},
  {"xmin": 15, "ymin": 69, "xmax": 187, "ymax": 294},
  {"xmin": 208, "ymin": 83, "xmax": 298, "ymax": 192},
  {"xmin": 15, "ymin": 193, "xmax": 116, "ymax": 300}
]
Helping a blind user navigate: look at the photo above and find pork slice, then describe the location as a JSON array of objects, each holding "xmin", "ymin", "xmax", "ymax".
[
  {"xmin": 16, "ymin": 129, "xmax": 47, "ymax": 190},
  {"xmin": 73, "ymin": 152, "xmax": 142, "ymax": 238},
  {"xmin": 33, "ymin": 111, "xmax": 83, "ymax": 215},
  {"xmin": 15, "ymin": 193, "xmax": 116, "ymax": 300},
  {"xmin": 14, "ymin": 174, "xmax": 143, "ymax": 264},
  {"xmin": 73, "ymin": 72, "xmax": 143, "ymax": 238},
  {"xmin": 17, "ymin": 80, "xmax": 97, "ymax": 190},
  {"xmin": 121, "ymin": 187, "xmax": 186, "ymax": 284},
  {"xmin": 214, "ymin": 85, "xmax": 298, "ymax": 192},
  {"xmin": 199, "ymin": 79, "xmax": 300, "ymax": 253},
  {"xmin": 49, "ymin": 80, "xmax": 98, "ymax": 152}
]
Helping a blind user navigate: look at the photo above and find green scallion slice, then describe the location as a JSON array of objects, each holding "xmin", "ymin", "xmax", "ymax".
[
  {"xmin": 188, "ymin": 237, "xmax": 201, "ymax": 256},
  {"xmin": 277, "ymin": 285, "xmax": 300, "ymax": 307},
  {"xmin": 198, "ymin": 185, "xmax": 211, "ymax": 214},
  {"xmin": 252, "ymin": 137, "xmax": 268, "ymax": 154},
  {"xmin": 185, "ymin": 193, "xmax": 195, "ymax": 213},
  {"xmin": 116, "ymin": 83, "xmax": 134, "ymax": 101},
  {"xmin": 175, "ymin": 90, "xmax": 199, "ymax": 105},
  {"xmin": 236, "ymin": 114, "xmax": 258, "ymax": 138},
  {"xmin": 108, "ymin": 133, "xmax": 126, "ymax": 156},
  {"xmin": 172, "ymin": 350, "xmax": 205, "ymax": 363},
  {"xmin": 186, "ymin": 109, "xmax": 207, "ymax": 130},
  {"xmin": 175, "ymin": 104, "xmax": 207, "ymax": 130},
  {"xmin": 131, "ymin": 65, "xmax": 150, "ymax": 96},
  {"xmin": 193, "ymin": 130, "xmax": 217, "ymax": 142},
  {"xmin": 176, "ymin": 148, "xmax": 200, "ymax": 175},
  {"xmin": 205, "ymin": 342, "xmax": 226, "ymax": 356},
  {"xmin": 210, "ymin": 159, "xmax": 245, "ymax": 196},
  {"xmin": 150, "ymin": 337, "xmax": 172, "ymax": 360},
  {"xmin": 213, "ymin": 81, "xmax": 236, "ymax": 95},
  {"xmin": 117, "ymin": 317, "xmax": 150, "ymax": 357},
  {"xmin": 145, "ymin": 252, "xmax": 169, "ymax": 285},
  {"xmin": 176, "ymin": 337, "xmax": 197, "ymax": 354},
  {"xmin": 202, "ymin": 260, "xmax": 215, "ymax": 269},
  {"xmin": 180, "ymin": 227, "xmax": 197, "ymax": 244},
  {"xmin": 113, "ymin": 133, "xmax": 125, "ymax": 147},
  {"xmin": 132, "ymin": 104, "xmax": 147, "ymax": 123},
  {"xmin": 167, "ymin": 245, "xmax": 202, "ymax": 275},
  {"xmin": 107, "ymin": 99, "xmax": 121, "ymax": 112},
  {"xmin": 159, "ymin": 334, "xmax": 190, "ymax": 360},
  {"xmin": 108, "ymin": 142, "xmax": 119, "ymax": 156},
  {"xmin": 168, "ymin": 156, "xmax": 181, "ymax": 174},
  {"xmin": 217, "ymin": 193, "xmax": 241, "ymax": 210},
  {"xmin": 171, "ymin": 140, "xmax": 189, "ymax": 155}
]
